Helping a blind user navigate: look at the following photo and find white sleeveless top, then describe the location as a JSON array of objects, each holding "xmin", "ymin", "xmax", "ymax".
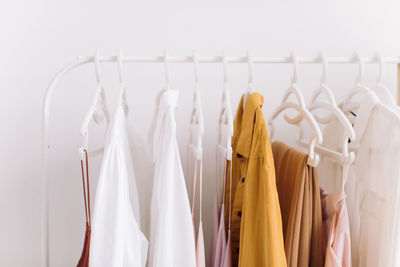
[
  {"xmin": 149, "ymin": 90, "xmax": 196, "ymax": 267},
  {"xmin": 89, "ymin": 105, "xmax": 148, "ymax": 267}
]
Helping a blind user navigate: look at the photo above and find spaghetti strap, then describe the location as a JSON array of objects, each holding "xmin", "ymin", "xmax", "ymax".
[
  {"xmin": 341, "ymin": 162, "xmax": 351, "ymax": 190},
  {"xmin": 77, "ymin": 148, "xmax": 92, "ymax": 267},
  {"xmin": 199, "ymin": 160, "xmax": 203, "ymax": 221},
  {"xmin": 190, "ymin": 157, "xmax": 204, "ymax": 222},
  {"xmin": 80, "ymin": 149, "xmax": 91, "ymax": 226},
  {"xmin": 191, "ymin": 160, "xmax": 198, "ymax": 216},
  {"xmin": 221, "ymin": 151, "xmax": 227, "ymax": 206},
  {"xmin": 228, "ymin": 159, "xmax": 232, "ymax": 231}
]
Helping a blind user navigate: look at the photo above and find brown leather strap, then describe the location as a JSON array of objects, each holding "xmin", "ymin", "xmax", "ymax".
[{"xmin": 80, "ymin": 149, "xmax": 91, "ymax": 226}]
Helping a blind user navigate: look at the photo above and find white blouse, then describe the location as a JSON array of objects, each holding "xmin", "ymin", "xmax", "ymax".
[
  {"xmin": 318, "ymin": 90, "xmax": 400, "ymax": 267},
  {"xmin": 149, "ymin": 90, "xmax": 196, "ymax": 267},
  {"xmin": 89, "ymin": 106, "xmax": 148, "ymax": 267}
]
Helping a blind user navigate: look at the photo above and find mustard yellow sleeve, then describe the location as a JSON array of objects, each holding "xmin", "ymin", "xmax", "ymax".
[{"xmin": 238, "ymin": 111, "xmax": 287, "ymax": 267}]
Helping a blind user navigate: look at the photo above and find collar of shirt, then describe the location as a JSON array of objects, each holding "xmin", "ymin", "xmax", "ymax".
[
  {"xmin": 153, "ymin": 89, "xmax": 179, "ymax": 161},
  {"xmin": 234, "ymin": 92, "xmax": 264, "ymax": 158},
  {"xmin": 352, "ymin": 91, "xmax": 380, "ymax": 143},
  {"xmin": 340, "ymin": 90, "xmax": 380, "ymax": 145}
]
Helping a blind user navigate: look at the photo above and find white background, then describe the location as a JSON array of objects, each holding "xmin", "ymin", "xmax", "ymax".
[{"xmin": 1, "ymin": 1, "xmax": 400, "ymax": 266}]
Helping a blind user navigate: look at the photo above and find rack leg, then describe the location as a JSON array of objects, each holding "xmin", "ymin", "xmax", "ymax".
[{"xmin": 398, "ymin": 61, "xmax": 400, "ymax": 105}]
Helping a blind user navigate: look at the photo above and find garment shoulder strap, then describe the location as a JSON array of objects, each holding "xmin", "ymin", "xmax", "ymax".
[
  {"xmin": 191, "ymin": 158, "xmax": 204, "ymax": 222},
  {"xmin": 221, "ymin": 153, "xmax": 227, "ymax": 204},
  {"xmin": 191, "ymin": 160, "xmax": 198, "ymax": 216},
  {"xmin": 199, "ymin": 159, "xmax": 203, "ymax": 220},
  {"xmin": 228, "ymin": 159, "xmax": 232, "ymax": 231},
  {"xmin": 341, "ymin": 162, "xmax": 351, "ymax": 190},
  {"xmin": 80, "ymin": 149, "xmax": 91, "ymax": 226}
]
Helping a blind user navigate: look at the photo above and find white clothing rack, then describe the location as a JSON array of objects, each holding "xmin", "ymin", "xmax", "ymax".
[{"xmin": 41, "ymin": 54, "xmax": 400, "ymax": 267}]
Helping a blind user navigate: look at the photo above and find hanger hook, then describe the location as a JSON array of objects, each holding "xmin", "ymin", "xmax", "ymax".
[
  {"xmin": 353, "ymin": 51, "xmax": 364, "ymax": 85},
  {"xmin": 319, "ymin": 52, "xmax": 328, "ymax": 84},
  {"xmin": 117, "ymin": 49, "xmax": 124, "ymax": 85},
  {"xmin": 222, "ymin": 50, "xmax": 228, "ymax": 84},
  {"xmin": 375, "ymin": 51, "xmax": 385, "ymax": 85},
  {"xmin": 291, "ymin": 52, "xmax": 298, "ymax": 84},
  {"xmin": 247, "ymin": 50, "xmax": 253, "ymax": 86},
  {"xmin": 95, "ymin": 49, "xmax": 102, "ymax": 85},
  {"xmin": 163, "ymin": 49, "xmax": 170, "ymax": 90},
  {"xmin": 193, "ymin": 49, "xmax": 199, "ymax": 84}
]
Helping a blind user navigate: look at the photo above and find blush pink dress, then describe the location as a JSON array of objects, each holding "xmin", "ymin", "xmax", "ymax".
[
  {"xmin": 191, "ymin": 159, "xmax": 206, "ymax": 267},
  {"xmin": 213, "ymin": 156, "xmax": 227, "ymax": 267},
  {"xmin": 210, "ymin": 194, "xmax": 220, "ymax": 267},
  {"xmin": 220, "ymin": 160, "xmax": 232, "ymax": 267},
  {"xmin": 321, "ymin": 164, "xmax": 352, "ymax": 267},
  {"xmin": 214, "ymin": 207, "xmax": 227, "ymax": 266}
]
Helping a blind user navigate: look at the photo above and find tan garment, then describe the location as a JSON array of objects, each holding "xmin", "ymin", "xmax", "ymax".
[
  {"xmin": 224, "ymin": 93, "xmax": 287, "ymax": 267},
  {"xmin": 272, "ymin": 141, "xmax": 324, "ymax": 267}
]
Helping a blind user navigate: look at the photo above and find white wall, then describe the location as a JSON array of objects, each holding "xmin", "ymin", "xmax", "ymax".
[{"xmin": 1, "ymin": 1, "xmax": 400, "ymax": 266}]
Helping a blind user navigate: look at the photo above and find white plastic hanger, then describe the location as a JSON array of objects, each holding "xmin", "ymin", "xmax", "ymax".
[
  {"xmin": 117, "ymin": 49, "xmax": 129, "ymax": 115},
  {"xmin": 152, "ymin": 49, "xmax": 176, "ymax": 162},
  {"xmin": 242, "ymin": 50, "xmax": 255, "ymax": 109},
  {"xmin": 164, "ymin": 49, "xmax": 171, "ymax": 91},
  {"xmin": 268, "ymin": 52, "xmax": 323, "ymax": 167},
  {"xmin": 188, "ymin": 51, "xmax": 205, "ymax": 257},
  {"xmin": 342, "ymin": 52, "xmax": 372, "ymax": 111},
  {"xmin": 187, "ymin": 49, "xmax": 203, "ymax": 195},
  {"xmin": 215, "ymin": 51, "xmax": 233, "ymax": 220},
  {"xmin": 298, "ymin": 52, "xmax": 356, "ymax": 165},
  {"xmin": 341, "ymin": 52, "xmax": 400, "ymax": 153},
  {"xmin": 218, "ymin": 50, "xmax": 234, "ymax": 160},
  {"xmin": 79, "ymin": 49, "xmax": 110, "ymax": 157},
  {"xmin": 189, "ymin": 50, "xmax": 204, "ymax": 160},
  {"xmin": 373, "ymin": 52, "xmax": 396, "ymax": 106}
]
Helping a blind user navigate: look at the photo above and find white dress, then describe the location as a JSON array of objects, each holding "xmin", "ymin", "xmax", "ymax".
[
  {"xmin": 212, "ymin": 84, "xmax": 233, "ymax": 267},
  {"xmin": 149, "ymin": 89, "xmax": 197, "ymax": 267},
  {"xmin": 318, "ymin": 90, "xmax": 400, "ymax": 267},
  {"xmin": 188, "ymin": 123, "xmax": 206, "ymax": 267},
  {"xmin": 89, "ymin": 105, "xmax": 149, "ymax": 267},
  {"xmin": 213, "ymin": 123, "xmax": 233, "ymax": 267}
]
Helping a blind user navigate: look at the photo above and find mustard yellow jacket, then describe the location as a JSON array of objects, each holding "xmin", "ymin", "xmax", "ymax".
[{"xmin": 225, "ymin": 92, "xmax": 287, "ymax": 267}]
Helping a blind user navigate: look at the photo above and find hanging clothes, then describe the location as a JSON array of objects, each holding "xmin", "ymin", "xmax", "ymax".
[
  {"xmin": 213, "ymin": 159, "xmax": 227, "ymax": 267},
  {"xmin": 220, "ymin": 159, "xmax": 232, "ymax": 267},
  {"xmin": 212, "ymin": 83, "xmax": 233, "ymax": 267},
  {"xmin": 213, "ymin": 122, "xmax": 232, "ymax": 267},
  {"xmin": 77, "ymin": 149, "xmax": 91, "ymax": 267},
  {"xmin": 77, "ymin": 78, "xmax": 109, "ymax": 267},
  {"xmin": 89, "ymin": 99, "xmax": 148, "ymax": 267},
  {"xmin": 319, "ymin": 164, "xmax": 352, "ymax": 267},
  {"xmin": 224, "ymin": 92, "xmax": 286, "ymax": 267},
  {"xmin": 196, "ymin": 223, "xmax": 205, "ymax": 267},
  {"xmin": 272, "ymin": 141, "xmax": 325, "ymax": 267},
  {"xmin": 211, "ymin": 147, "xmax": 226, "ymax": 267},
  {"xmin": 190, "ymin": 159, "xmax": 205, "ymax": 267},
  {"xmin": 210, "ymin": 195, "xmax": 220, "ymax": 267},
  {"xmin": 187, "ymin": 82, "xmax": 206, "ymax": 267},
  {"xmin": 317, "ymin": 119, "xmax": 353, "ymax": 267},
  {"xmin": 320, "ymin": 91, "xmax": 400, "ymax": 267},
  {"xmin": 149, "ymin": 89, "xmax": 196, "ymax": 267},
  {"xmin": 320, "ymin": 189, "xmax": 352, "ymax": 267}
]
